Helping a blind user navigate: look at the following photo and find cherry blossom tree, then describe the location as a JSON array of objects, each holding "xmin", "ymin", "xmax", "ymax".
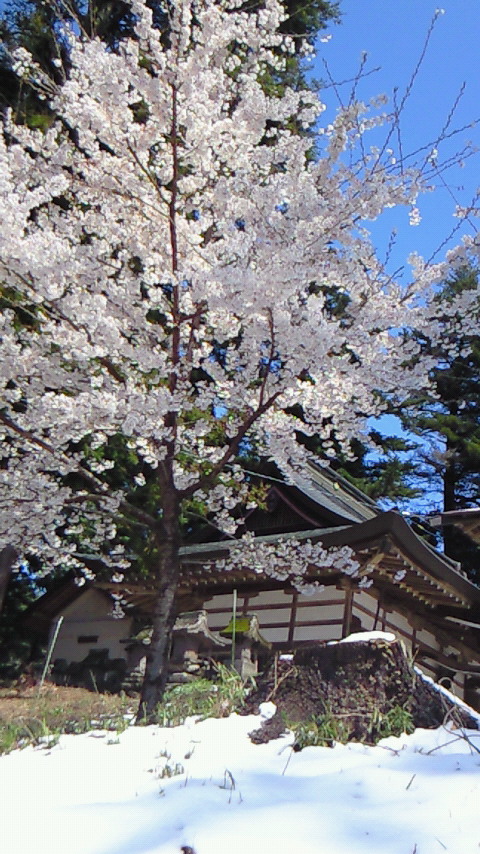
[{"xmin": 1, "ymin": 0, "xmax": 477, "ymax": 716}]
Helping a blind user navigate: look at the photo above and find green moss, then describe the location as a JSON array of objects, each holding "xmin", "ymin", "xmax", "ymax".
[{"xmin": 221, "ymin": 617, "xmax": 252, "ymax": 635}]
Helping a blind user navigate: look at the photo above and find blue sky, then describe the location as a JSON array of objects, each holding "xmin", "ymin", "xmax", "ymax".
[
  {"xmin": 307, "ymin": 2, "xmax": 480, "ymax": 504},
  {"xmin": 313, "ymin": 0, "xmax": 480, "ymax": 279}
]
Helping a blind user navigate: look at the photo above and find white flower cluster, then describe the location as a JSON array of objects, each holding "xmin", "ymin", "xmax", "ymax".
[
  {"xmin": 0, "ymin": 0, "xmax": 478, "ymax": 582},
  {"xmin": 219, "ymin": 532, "xmax": 359, "ymax": 592}
]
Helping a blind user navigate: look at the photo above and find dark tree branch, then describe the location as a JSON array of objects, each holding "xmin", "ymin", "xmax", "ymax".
[{"xmin": 180, "ymin": 391, "xmax": 282, "ymax": 499}]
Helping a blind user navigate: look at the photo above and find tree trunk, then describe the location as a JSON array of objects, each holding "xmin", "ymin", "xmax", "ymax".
[
  {"xmin": 443, "ymin": 440, "xmax": 458, "ymax": 560},
  {"xmin": 0, "ymin": 545, "xmax": 17, "ymax": 619},
  {"xmin": 137, "ymin": 489, "xmax": 181, "ymax": 722}
]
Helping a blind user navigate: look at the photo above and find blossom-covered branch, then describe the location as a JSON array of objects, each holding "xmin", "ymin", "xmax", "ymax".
[{"xmin": 2, "ymin": 0, "xmax": 479, "ymax": 714}]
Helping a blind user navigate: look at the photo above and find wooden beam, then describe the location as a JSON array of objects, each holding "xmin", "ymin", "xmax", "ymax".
[{"xmin": 417, "ymin": 646, "xmax": 480, "ymax": 676}]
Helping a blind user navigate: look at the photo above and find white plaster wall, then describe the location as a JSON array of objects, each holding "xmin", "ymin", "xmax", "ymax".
[
  {"xmin": 203, "ymin": 593, "xmax": 237, "ymax": 611},
  {"xmin": 384, "ymin": 611, "xmax": 413, "ymax": 639},
  {"xmin": 293, "ymin": 623, "xmax": 342, "ymax": 642},
  {"xmin": 204, "ymin": 587, "xmax": 344, "ymax": 645},
  {"xmin": 452, "ymin": 672, "xmax": 465, "ymax": 695},
  {"xmin": 205, "ymin": 589, "xmax": 293, "ymax": 638},
  {"xmin": 294, "ymin": 603, "xmax": 338, "ymax": 623},
  {"xmin": 248, "ymin": 590, "xmax": 293, "ymax": 606},
  {"xmin": 353, "ymin": 589, "xmax": 430, "ymax": 648},
  {"xmin": 259, "ymin": 626, "xmax": 290, "ymax": 643},
  {"xmin": 416, "ymin": 628, "xmax": 440, "ymax": 651},
  {"xmin": 293, "ymin": 595, "xmax": 344, "ymax": 643},
  {"xmin": 52, "ymin": 589, "xmax": 132, "ymax": 663},
  {"xmin": 350, "ymin": 589, "xmax": 378, "ymax": 631},
  {"xmin": 61, "ymin": 589, "xmax": 112, "ymax": 619},
  {"xmin": 353, "ymin": 590, "xmax": 442, "ymax": 654}
]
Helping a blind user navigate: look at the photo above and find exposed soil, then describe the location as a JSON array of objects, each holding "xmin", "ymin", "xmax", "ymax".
[{"xmin": 245, "ymin": 638, "xmax": 478, "ymax": 745}]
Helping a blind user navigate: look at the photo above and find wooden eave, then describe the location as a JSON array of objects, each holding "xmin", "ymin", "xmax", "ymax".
[
  {"xmin": 430, "ymin": 508, "xmax": 480, "ymax": 546},
  {"xmin": 175, "ymin": 510, "xmax": 480, "ymax": 613},
  {"xmin": 290, "ymin": 461, "xmax": 379, "ymax": 524},
  {"xmin": 26, "ymin": 511, "xmax": 480, "ymax": 640},
  {"xmin": 319, "ymin": 511, "xmax": 480, "ymax": 610},
  {"xmin": 233, "ymin": 460, "xmax": 381, "ymax": 541}
]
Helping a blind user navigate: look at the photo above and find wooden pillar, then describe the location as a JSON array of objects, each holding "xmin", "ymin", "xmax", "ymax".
[
  {"xmin": 288, "ymin": 591, "xmax": 298, "ymax": 645},
  {"xmin": 341, "ymin": 583, "xmax": 354, "ymax": 638}
]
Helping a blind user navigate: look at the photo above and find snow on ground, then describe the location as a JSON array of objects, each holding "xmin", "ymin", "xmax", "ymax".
[{"xmin": 2, "ymin": 703, "xmax": 480, "ymax": 854}]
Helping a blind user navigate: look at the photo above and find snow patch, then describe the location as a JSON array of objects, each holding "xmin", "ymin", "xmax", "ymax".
[{"xmin": 328, "ymin": 630, "xmax": 396, "ymax": 645}]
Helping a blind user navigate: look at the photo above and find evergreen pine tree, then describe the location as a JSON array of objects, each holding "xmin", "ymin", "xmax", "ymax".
[{"xmin": 391, "ymin": 266, "xmax": 480, "ymax": 581}]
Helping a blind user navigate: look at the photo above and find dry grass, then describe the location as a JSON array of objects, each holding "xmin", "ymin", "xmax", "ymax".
[
  {"xmin": 0, "ymin": 683, "xmax": 135, "ymax": 753},
  {"xmin": 0, "ymin": 664, "xmax": 248, "ymax": 753}
]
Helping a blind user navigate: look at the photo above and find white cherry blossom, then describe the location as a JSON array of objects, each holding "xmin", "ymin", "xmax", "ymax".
[{"xmin": 1, "ymin": 0, "xmax": 479, "ymax": 715}]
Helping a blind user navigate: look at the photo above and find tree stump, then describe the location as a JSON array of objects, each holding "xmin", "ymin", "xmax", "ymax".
[{"xmin": 246, "ymin": 636, "xmax": 478, "ymax": 745}]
